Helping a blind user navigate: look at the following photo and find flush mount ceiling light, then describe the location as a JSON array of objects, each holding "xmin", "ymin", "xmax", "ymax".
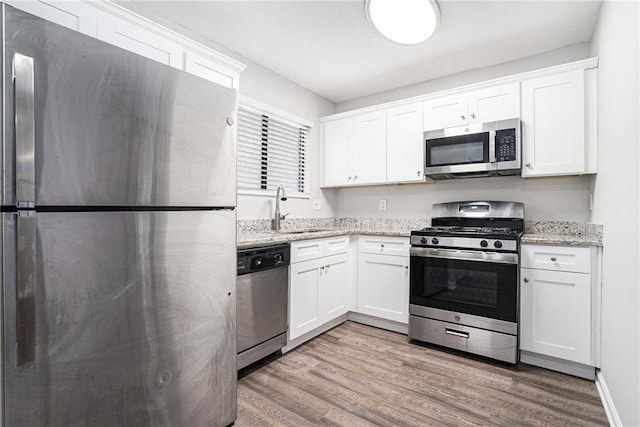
[{"xmin": 365, "ymin": 0, "xmax": 441, "ymax": 46}]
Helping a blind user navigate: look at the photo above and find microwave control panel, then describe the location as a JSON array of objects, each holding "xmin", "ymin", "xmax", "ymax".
[{"xmin": 495, "ymin": 128, "xmax": 517, "ymax": 162}]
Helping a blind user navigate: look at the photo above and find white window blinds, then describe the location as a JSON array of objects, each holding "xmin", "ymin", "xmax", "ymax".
[{"xmin": 237, "ymin": 100, "xmax": 311, "ymax": 197}]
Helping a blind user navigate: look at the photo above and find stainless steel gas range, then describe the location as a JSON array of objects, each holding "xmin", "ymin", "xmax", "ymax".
[{"xmin": 408, "ymin": 201, "xmax": 524, "ymax": 364}]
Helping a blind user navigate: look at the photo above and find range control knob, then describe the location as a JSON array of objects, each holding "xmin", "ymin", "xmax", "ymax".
[
  {"xmin": 254, "ymin": 257, "xmax": 263, "ymax": 267},
  {"xmin": 420, "ymin": 237, "xmax": 428, "ymax": 244},
  {"xmin": 480, "ymin": 240, "xmax": 488, "ymax": 248},
  {"xmin": 274, "ymin": 253, "xmax": 283, "ymax": 264},
  {"xmin": 431, "ymin": 237, "xmax": 439, "ymax": 245},
  {"xmin": 494, "ymin": 240, "xmax": 503, "ymax": 249}
]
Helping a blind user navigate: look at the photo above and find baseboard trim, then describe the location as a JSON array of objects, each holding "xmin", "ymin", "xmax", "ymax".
[
  {"xmin": 595, "ymin": 370, "xmax": 623, "ymax": 427},
  {"xmin": 348, "ymin": 312, "xmax": 408, "ymax": 334},
  {"xmin": 519, "ymin": 351, "xmax": 596, "ymax": 380},
  {"xmin": 283, "ymin": 314, "xmax": 348, "ymax": 353}
]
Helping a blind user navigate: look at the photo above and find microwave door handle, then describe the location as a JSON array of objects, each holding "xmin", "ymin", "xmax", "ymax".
[{"xmin": 489, "ymin": 130, "xmax": 497, "ymax": 163}]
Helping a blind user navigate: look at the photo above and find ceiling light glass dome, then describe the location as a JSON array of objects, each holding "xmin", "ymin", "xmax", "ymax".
[{"xmin": 365, "ymin": 0, "xmax": 441, "ymax": 46}]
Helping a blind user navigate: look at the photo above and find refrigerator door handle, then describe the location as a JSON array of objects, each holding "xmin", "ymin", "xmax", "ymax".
[
  {"xmin": 13, "ymin": 53, "xmax": 36, "ymax": 208},
  {"xmin": 16, "ymin": 210, "xmax": 37, "ymax": 366}
]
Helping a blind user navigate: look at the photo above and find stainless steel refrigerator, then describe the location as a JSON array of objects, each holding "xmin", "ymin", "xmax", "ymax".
[{"xmin": 1, "ymin": 5, "xmax": 237, "ymax": 426}]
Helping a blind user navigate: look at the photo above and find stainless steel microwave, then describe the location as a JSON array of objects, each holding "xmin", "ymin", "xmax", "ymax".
[{"xmin": 424, "ymin": 118, "xmax": 521, "ymax": 180}]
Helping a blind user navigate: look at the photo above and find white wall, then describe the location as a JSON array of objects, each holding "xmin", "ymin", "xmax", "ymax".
[
  {"xmin": 334, "ymin": 176, "xmax": 594, "ymax": 221},
  {"xmin": 116, "ymin": 1, "xmax": 337, "ymax": 220},
  {"xmin": 332, "ymin": 44, "xmax": 596, "ymax": 222},
  {"xmin": 589, "ymin": 1, "xmax": 640, "ymax": 425}
]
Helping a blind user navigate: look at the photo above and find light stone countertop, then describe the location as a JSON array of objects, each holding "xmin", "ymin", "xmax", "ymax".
[
  {"xmin": 520, "ymin": 233, "xmax": 603, "ymax": 247},
  {"xmin": 236, "ymin": 218, "xmax": 604, "ymax": 248},
  {"xmin": 521, "ymin": 221, "xmax": 603, "ymax": 247},
  {"xmin": 237, "ymin": 228, "xmax": 411, "ymax": 249}
]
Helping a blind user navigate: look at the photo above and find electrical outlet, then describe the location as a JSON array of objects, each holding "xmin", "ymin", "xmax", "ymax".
[
  {"xmin": 379, "ymin": 199, "xmax": 387, "ymax": 211},
  {"xmin": 313, "ymin": 199, "xmax": 321, "ymax": 210}
]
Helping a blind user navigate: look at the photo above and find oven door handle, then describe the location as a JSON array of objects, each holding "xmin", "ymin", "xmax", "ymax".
[{"xmin": 410, "ymin": 247, "xmax": 518, "ymax": 265}]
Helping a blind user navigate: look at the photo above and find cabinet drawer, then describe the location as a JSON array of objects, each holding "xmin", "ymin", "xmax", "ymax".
[
  {"xmin": 290, "ymin": 239, "xmax": 324, "ymax": 263},
  {"xmin": 358, "ymin": 235, "xmax": 409, "ymax": 256},
  {"xmin": 323, "ymin": 235, "xmax": 349, "ymax": 256},
  {"xmin": 521, "ymin": 244, "xmax": 592, "ymax": 274}
]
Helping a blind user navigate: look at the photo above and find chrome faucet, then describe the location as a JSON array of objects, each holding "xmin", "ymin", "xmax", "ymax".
[{"xmin": 272, "ymin": 184, "xmax": 289, "ymax": 231}]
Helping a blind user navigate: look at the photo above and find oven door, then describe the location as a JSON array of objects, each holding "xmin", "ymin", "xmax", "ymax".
[
  {"xmin": 410, "ymin": 247, "xmax": 518, "ymax": 323},
  {"xmin": 425, "ymin": 131, "xmax": 494, "ymax": 175}
]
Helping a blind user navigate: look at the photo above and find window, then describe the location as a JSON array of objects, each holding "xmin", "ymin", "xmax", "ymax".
[{"xmin": 237, "ymin": 98, "xmax": 312, "ymax": 198}]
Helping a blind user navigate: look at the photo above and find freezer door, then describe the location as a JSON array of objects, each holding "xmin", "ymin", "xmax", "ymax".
[
  {"xmin": 2, "ymin": 5, "xmax": 237, "ymax": 208},
  {"xmin": 2, "ymin": 210, "xmax": 237, "ymax": 426}
]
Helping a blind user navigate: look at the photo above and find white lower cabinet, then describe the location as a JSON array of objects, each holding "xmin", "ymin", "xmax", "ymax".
[
  {"xmin": 520, "ymin": 268, "xmax": 592, "ymax": 364},
  {"xmin": 356, "ymin": 236, "xmax": 410, "ymax": 324},
  {"xmin": 519, "ymin": 244, "xmax": 600, "ymax": 377},
  {"xmin": 357, "ymin": 253, "xmax": 409, "ymax": 323},
  {"xmin": 289, "ymin": 237, "xmax": 349, "ymax": 341}
]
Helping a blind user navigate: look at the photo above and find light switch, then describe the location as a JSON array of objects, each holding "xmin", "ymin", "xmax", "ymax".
[{"xmin": 379, "ymin": 199, "xmax": 387, "ymax": 211}]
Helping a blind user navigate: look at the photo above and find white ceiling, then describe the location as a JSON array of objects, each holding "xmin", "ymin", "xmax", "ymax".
[{"xmin": 123, "ymin": 0, "xmax": 602, "ymax": 103}]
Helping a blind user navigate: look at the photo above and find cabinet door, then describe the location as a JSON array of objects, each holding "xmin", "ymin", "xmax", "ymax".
[
  {"xmin": 521, "ymin": 70, "xmax": 585, "ymax": 177},
  {"xmin": 97, "ymin": 11, "xmax": 183, "ymax": 68},
  {"xmin": 520, "ymin": 268, "xmax": 591, "ymax": 365},
  {"xmin": 184, "ymin": 51, "xmax": 238, "ymax": 89},
  {"xmin": 319, "ymin": 254, "xmax": 349, "ymax": 321},
  {"xmin": 467, "ymin": 83, "xmax": 520, "ymax": 124},
  {"xmin": 289, "ymin": 260, "xmax": 321, "ymax": 340},
  {"xmin": 322, "ymin": 118, "xmax": 352, "ymax": 187},
  {"xmin": 386, "ymin": 102, "xmax": 425, "ymax": 183},
  {"xmin": 423, "ymin": 93, "xmax": 468, "ymax": 131},
  {"xmin": 357, "ymin": 253, "xmax": 410, "ymax": 323},
  {"xmin": 5, "ymin": 0, "xmax": 98, "ymax": 36},
  {"xmin": 352, "ymin": 111, "xmax": 387, "ymax": 185}
]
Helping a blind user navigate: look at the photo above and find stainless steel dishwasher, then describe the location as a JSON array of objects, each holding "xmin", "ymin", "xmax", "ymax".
[{"xmin": 237, "ymin": 243, "xmax": 290, "ymax": 370}]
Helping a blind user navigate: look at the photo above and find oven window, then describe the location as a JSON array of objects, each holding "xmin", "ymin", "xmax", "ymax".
[
  {"xmin": 410, "ymin": 255, "xmax": 517, "ymax": 322},
  {"xmin": 426, "ymin": 132, "xmax": 489, "ymax": 167},
  {"xmin": 426, "ymin": 266, "xmax": 498, "ymax": 308}
]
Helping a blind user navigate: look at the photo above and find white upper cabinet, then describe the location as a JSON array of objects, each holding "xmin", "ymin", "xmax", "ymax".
[
  {"xmin": 386, "ymin": 102, "xmax": 425, "ymax": 183},
  {"xmin": 467, "ymin": 83, "xmax": 520, "ymax": 124},
  {"xmin": 352, "ymin": 111, "xmax": 387, "ymax": 185},
  {"xmin": 4, "ymin": 0, "xmax": 98, "ymax": 35},
  {"xmin": 423, "ymin": 83, "xmax": 520, "ymax": 131},
  {"xmin": 322, "ymin": 118, "xmax": 352, "ymax": 187},
  {"xmin": 322, "ymin": 111, "xmax": 386, "ymax": 187},
  {"xmin": 521, "ymin": 70, "xmax": 586, "ymax": 177},
  {"xmin": 6, "ymin": 1, "xmax": 245, "ymax": 89},
  {"xmin": 97, "ymin": 11, "xmax": 183, "ymax": 68},
  {"xmin": 322, "ymin": 58, "xmax": 597, "ymax": 185},
  {"xmin": 184, "ymin": 52, "xmax": 239, "ymax": 90},
  {"xmin": 423, "ymin": 93, "xmax": 468, "ymax": 130}
]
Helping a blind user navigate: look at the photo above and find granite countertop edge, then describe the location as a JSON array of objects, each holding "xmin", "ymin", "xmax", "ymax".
[
  {"xmin": 521, "ymin": 233, "xmax": 603, "ymax": 247},
  {"xmin": 237, "ymin": 229, "xmax": 410, "ymax": 248},
  {"xmin": 239, "ymin": 229, "xmax": 603, "ymax": 248}
]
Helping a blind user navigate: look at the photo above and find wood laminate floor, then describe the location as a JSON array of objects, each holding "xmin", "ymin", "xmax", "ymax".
[{"xmin": 236, "ymin": 321, "xmax": 608, "ymax": 426}]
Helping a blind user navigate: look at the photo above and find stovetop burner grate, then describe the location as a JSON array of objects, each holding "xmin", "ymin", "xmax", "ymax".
[{"xmin": 417, "ymin": 226, "xmax": 520, "ymax": 235}]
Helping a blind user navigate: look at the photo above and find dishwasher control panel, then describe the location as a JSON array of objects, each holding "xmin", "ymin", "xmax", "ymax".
[{"xmin": 237, "ymin": 243, "xmax": 290, "ymax": 275}]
